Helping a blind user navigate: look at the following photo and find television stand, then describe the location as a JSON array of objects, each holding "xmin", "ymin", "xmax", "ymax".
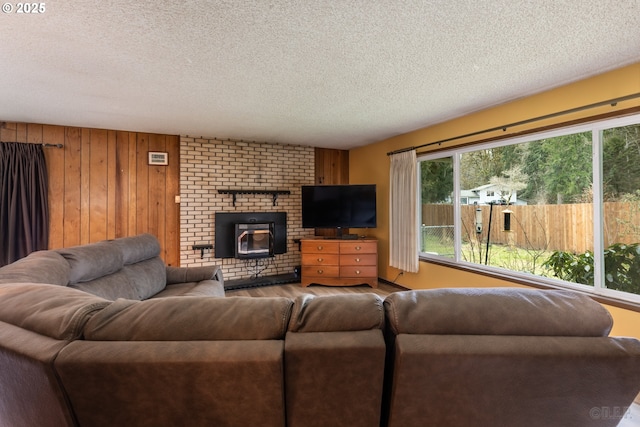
[{"xmin": 300, "ymin": 238, "xmax": 378, "ymax": 288}]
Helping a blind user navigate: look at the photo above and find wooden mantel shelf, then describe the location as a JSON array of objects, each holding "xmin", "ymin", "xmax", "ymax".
[{"xmin": 218, "ymin": 189, "xmax": 291, "ymax": 206}]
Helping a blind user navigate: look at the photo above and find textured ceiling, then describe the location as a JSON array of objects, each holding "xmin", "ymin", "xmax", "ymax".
[{"xmin": 1, "ymin": 1, "xmax": 640, "ymax": 149}]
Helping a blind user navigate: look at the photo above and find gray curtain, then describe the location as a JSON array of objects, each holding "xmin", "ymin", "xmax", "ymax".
[{"xmin": 0, "ymin": 142, "xmax": 49, "ymax": 266}]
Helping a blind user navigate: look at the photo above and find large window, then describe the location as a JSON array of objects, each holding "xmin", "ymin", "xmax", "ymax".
[{"xmin": 419, "ymin": 114, "xmax": 640, "ymax": 302}]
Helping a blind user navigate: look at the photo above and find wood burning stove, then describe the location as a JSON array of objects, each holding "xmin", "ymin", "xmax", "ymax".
[
  {"xmin": 234, "ymin": 222, "xmax": 274, "ymax": 259},
  {"xmin": 214, "ymin": 212, "xmax": 286, "ymax": 259}
]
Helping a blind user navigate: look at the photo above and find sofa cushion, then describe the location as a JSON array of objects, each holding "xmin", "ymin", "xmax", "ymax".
[
  {"xmin": 288, "ymin": 294, "xmax": 385, "ymax": 333},
  {"xmin": 55, "ymin": 340, "xmax": 287, "ymax": 427},
  {"xmin": 385, "ymin": 334, "xmax": 640, "ymax": 427},
  {"xmin": 56, "ymin": 241, "xmax": 123, "ymax": 284},
  {"xmin": 69, "ymin": 269, "xmax": 140, "ymax": 301},
  {"xmin": 110, "ymin": 233, "xmax": 161, "ymax": 265},
  {"xmin": 120, "ymin": 257, "xmax": 166, "ymax": 299},
  {"xmin": 69, "ymin": 256, "xmax": 166, "ymax": 301},
  {"xmin": 165, "ymin": 265, "xmax": 222, "ymax": 284},
  {"xmin": 84, "ymin": 296, "xmax": 293, "ymax": 341},
  {"xmin": 152, "ymin": 280, "xmax": 225, "ymax": 298},
  {"xmin": 384, "ymin": 288, "xmax": 613, "ymax": 337},
  {"xmin": 0, "ymin": 250, "xmax": 70, "ymax": 286},
  {"xmin": 0, "ymin": 283, "xmax": 109, "ymax": 340}
]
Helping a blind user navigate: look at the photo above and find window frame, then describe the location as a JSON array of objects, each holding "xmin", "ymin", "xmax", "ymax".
[{"xmin": 418, "ymin": 113, "xmax": 640, "ymax": 306}]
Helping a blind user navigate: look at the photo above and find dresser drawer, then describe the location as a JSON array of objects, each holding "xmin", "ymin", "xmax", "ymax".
[
  {"xmin": 301, "ymin": 253, "xmax": 339, "ymax": 266},
  {"xmin": 301, "ymin": 240, "xmax": 340, "ymax": 254},
  {"xmin": 339, "ymin": 253, "xmax": 377, "ymax": 266},
  {"xmin": 340, "ymin": 266, "xmax": 378, "ymax": 278},
  {"xmin": 339, "ymin": 241, "xmax": 377, "ymax": 254},
  {"xmin": 302, "ymin": 266, "xmax": 340, "ymax": 277}
]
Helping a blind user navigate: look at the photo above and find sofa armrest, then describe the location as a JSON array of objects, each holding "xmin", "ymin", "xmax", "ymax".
[
  {"xmin": 0, "ymin": 283, "xmax": 109, "ymax": 340},
  {"xmin": 165, "ymin": 265, "xmax": 223, "ymax": 285}
]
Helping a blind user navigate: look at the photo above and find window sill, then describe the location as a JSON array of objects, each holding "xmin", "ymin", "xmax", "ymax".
[{"xmin": 420, "ymin": 256, "xmax": 640, "ymax": 313}]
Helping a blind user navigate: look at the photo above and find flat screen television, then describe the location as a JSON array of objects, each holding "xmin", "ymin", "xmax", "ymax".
[{"xmin": 301, "ymin": 184, "xmax": 377, "ymax": 231}]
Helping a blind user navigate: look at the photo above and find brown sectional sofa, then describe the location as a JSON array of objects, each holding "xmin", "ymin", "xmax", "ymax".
[
  {"xmin": 383, "ymin": 289, "xmax": 640, "ymax": 427},
  {"xmin": 0, "ymin": 233, "xmax": 225, "ymax": 299},
  {"xmin": 1, "ymin": 234, "xmax": 639, "ymax": 427},
  {"xmin": 284, "ymin": 293, "xmax": 386, "ymax": 427}
]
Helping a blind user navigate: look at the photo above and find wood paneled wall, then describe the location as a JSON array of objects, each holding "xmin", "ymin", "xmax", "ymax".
[
  {"xmin": 0, "ymin": 122, "xmax": 180, "ymax": 265},
  {"xmin": 315, "ymin": 147, "xmax": 349, "ymax": 185},
  {"xmin": 314, "ymin": 147, "xmax": 350, "ymax": 237}
]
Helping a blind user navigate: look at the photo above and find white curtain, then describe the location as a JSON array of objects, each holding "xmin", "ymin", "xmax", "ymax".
[{"xmin": 389, "ymin": 150, "xmax": 419, "ymax": 273}]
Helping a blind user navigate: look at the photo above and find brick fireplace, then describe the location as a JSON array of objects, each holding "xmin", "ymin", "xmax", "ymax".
[{"xmin": 179, "ymin": 137, "xmax": 315, "ymax": 281}]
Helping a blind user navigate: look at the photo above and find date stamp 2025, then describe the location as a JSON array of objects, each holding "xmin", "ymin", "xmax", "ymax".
[{"xmin": 2, "ymin": 3, "xmax": 46, "ymax": 14}]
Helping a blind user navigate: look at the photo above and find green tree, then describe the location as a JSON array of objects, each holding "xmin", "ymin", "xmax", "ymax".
[
  {"xmin": 520, "ymin": 132, "xmax": 592, "ymax": 204},
  {"xmin": 543, "ymin": 132, "xmax": 592, "ymax": 204},
  {"xmin": 421, "ymin": 157, "xmax": 453, "ymax": 203},
  {"xmin": 518, "ymin": 132, "xmax": 592, "ymax": 204},
  {"xmin": 519, "ymin": 140, "xmax": 549, "ymax": 203},
  {"xmin": 603, "ymin": 124, "xmax": 640, "ymax": 201},
  {"xmin": 460, "ymin": 145, "xmax": 522, "ymax": 190}
]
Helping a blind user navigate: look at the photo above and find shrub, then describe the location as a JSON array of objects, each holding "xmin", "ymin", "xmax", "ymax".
[{"xmin": 543, "ymin": 243, "xmax": 640, "ymax": 294}]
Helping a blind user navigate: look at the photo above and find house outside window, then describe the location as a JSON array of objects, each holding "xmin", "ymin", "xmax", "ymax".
[{"xmin": 419, "ymin": 113, "xmax": 640, "ymax": 302}]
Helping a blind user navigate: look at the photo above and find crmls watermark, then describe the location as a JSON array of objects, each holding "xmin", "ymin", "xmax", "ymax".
[{"xmin": 589, "ymin": 406, "xmax": 631, "ymax": 420}]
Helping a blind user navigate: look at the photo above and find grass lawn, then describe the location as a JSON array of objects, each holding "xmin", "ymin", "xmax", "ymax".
[
  {"xmin": 461, "ymin": 242, "xmax": 555, "ymax": 277},
  {"xmin": 422, "ymin": 233, "xmax": 555, "ymax": 277}
]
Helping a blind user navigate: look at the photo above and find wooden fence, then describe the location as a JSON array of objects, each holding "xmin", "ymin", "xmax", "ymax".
[{"xmin": 422, "ymin": 202, "xmax": 640, "ymax": 254}]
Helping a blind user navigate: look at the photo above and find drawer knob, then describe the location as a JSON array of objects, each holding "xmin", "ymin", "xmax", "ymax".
[
  {"xmin": 317, "ymin": 245, "xmax": 323, "ymax": 250},
  {"xmin": 317, "ymin": 258, "xmax": 323, "ymax": 262},
  {"xmin": 355, "ymin": 246, "xmax": 362, "ymax": 251},
  {"xmin": 317, "ymin": 269, "xmax": 324, "ymax": 274},
  {"xmin": 355, "ymin": 258, "xmax": 361, "ymax": 262},
  {"xmin": 355, "ymin": 270, "xmax": 361, "ymax": 275}
]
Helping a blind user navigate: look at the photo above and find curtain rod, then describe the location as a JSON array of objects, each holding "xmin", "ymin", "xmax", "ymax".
[
  {"xmin": 386, "ymin": 92, "xmax": 640, "ymax": 156},
  {"xmin": 0, "ymin": 141, "xmax": 64, "ymax": 148}
]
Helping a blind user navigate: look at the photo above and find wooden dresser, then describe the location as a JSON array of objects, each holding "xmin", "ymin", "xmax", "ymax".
[{"xmin": 300, "ymin": 238, "xmax": 378, "ymax": 288}]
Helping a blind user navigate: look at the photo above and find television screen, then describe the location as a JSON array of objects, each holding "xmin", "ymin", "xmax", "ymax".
[{"xmin": 301, "ymin": 185, "xmax": 377, "ymax": 229}]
